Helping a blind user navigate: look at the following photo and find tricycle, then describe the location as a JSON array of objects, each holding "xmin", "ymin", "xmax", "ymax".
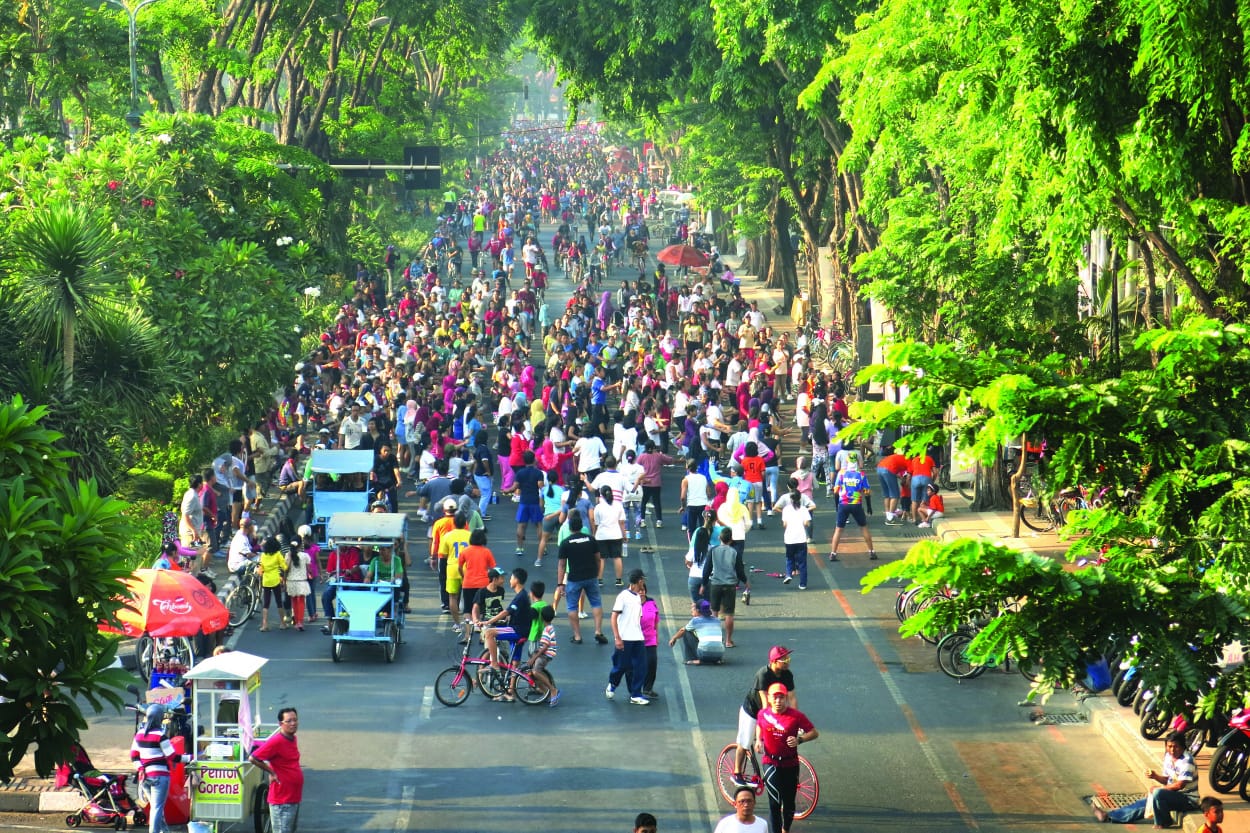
[{"xmin": 324, "ymin": 512, "xmax": 409, "ymax": 663}]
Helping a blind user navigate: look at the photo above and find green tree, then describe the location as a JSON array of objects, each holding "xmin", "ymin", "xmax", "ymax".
[
  {"xmin": 0, "ymin": 397, "xmax": 135, "ymax": 782},
  {"xmin": 856, "ymin": 318, "xmax": 1250, "ymax": 716},
  {"xmin": 6, "ymin": 202, "xmax": 117, "ymax": 392}
]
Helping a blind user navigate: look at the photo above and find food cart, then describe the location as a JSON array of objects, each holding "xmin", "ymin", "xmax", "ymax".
[
  {"xmin": 325, "ymin": 512, "xmax": 409, "ymax": 663},
  {"xmin": 307, "ymin": 449, "xmax": 375, "ymax": 544},
  {"xmin": 183, "ymin": 651, "xmax": 273, "ymax": 831}
]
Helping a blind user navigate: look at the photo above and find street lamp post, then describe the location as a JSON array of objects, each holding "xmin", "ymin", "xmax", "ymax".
[{"xmin": 105, "ymin": 0, "xmax": 165, "ymax": 130}]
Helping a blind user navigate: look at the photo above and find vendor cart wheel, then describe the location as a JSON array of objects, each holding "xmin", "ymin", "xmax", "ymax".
[
  {"xmin": 331, "ymin": 637, "xmax": 344, "ymax": 663},
  {"xmin": 113, "ymin": 819, "xmax": 125, "ymax": 830},
  {"xmin": 131, "ymin": 811, "xmax": 146, "ymax": 826},
  {"xmin": 66, "ymin": 814, "xmax": 81, "ymax": 828},
  {"xmin": 253, "ymin": 781, "xmax": 272, "ymax": 833},
  {"xmin": 384, "ymin": 622, "xmax": 399, "ymax": 663}
]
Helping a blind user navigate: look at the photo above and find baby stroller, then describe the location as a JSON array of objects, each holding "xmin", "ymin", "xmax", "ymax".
[{"xmin": 57, "ymin": 744, "xmax": 146, "ymax": 829}]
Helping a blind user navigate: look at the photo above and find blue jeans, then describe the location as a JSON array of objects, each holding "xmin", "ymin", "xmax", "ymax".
[
  {"xmin": 688, "ymin": 576, "xmax": 705, "ymax": 604},
  {"xmin": 269, "ymin": 802, "xmax": 300, "ymax": 833},
  {"xmin": 143, "ymin": 775, "xmax": 170, "ymax": 833},
  {"xmin": 764, "ymin": 466, "xmax": 780, "ymax": 508},
  {"xmin": 1106, "ymin": 789, "xmax": 1198, "ymax": 826},
  {"xmin": 609, "ymin": 640, "xmax": 647, "ymax": 698},
  {"xmin": 911, "ymin": 475, "xmax": 932, "ymax": 508},
  {"xmin": 784, "ymin": 542, "xmax": 809, "ymax": 587},
  {"xmin": 475, "ymin": 475, "xmax": 493, "ymax": 516}
]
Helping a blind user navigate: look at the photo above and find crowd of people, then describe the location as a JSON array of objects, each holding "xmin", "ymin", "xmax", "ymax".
[{"xmin": 144, "ymin": 122, "xmax": 968, "ymax": 833}]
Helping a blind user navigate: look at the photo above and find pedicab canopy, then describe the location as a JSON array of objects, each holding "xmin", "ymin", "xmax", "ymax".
[
  {"xmin": 326, "ymin": 511, "xmax": 408, "ymax": 546},
  {"xmin": 309, "ymin": 449, "xmax": 375, "ymax": 520},
  {"xmin": 183, "ymin": 651, "xmax": 270, "ymax": 823}
]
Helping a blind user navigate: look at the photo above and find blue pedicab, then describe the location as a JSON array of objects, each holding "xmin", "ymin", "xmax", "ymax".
[{"xmin": 325, "ymin": 512, "xmax": 409, "ymax": 664}]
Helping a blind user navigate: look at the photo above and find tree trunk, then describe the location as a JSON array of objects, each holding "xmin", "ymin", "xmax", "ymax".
[
  {"xmin": 1008, "ymin": 435, "xmax": 1028, "ymax": 536},
  {"xmin": 969, "ymin": 452, "xmax": 1016, "ymax": 512},
  {"xmin": 742, "ymin": 235, "xmax": 769, "ymax": 277},
  {"xmin": 767, "ymin": 199, "xmax": 798, "ymax": 310}
]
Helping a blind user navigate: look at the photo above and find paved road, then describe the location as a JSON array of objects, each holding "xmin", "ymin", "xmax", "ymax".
[{"xmin": 1, "ymin": 234, "xmax": 1148, "ymax": 833}]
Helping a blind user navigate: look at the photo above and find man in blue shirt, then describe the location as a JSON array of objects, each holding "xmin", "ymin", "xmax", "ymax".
[{"xmin": 512, "ymin": 451, "xmax": 546, "ymax": 557}]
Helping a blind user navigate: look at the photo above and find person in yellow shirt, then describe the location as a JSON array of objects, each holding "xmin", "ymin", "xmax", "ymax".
[
  {"xmin": 429, "ymin": 498, "xmax": 459, "ymax": 614},
  {"xmin": 439, "ymin": 513, "xmax": 473, "ymax": 634},
  {"xmin": 258, "ymin": 537, "xmax": 289, "ymax": 631}
]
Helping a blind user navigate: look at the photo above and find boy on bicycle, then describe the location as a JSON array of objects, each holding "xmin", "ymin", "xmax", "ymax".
[
  {"xmin": 482, "ymin": 567, "xmax": 534, "ymax": 678},
  {"xmin": 523, "ymin": 605, "xmax": 561, "ymax": 707}
]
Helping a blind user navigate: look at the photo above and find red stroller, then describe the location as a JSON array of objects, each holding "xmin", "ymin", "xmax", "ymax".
[{"xmin": 57, "ymin": 744, "xmax": 146, "ymax": 829}]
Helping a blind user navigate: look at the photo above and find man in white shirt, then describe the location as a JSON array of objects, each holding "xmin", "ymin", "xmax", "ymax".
[
  {"xmin": 338, "ymin": 402, "xmax": 368, "ymax": 450},
  {"xmin": 605, "ymin": 569, "xmax": 650, "ymax": 705},
  {"xmin": 725, "ymin": 352, "xmax": 745, "ymax": 389},
  {"xmin": 713, "ymin": 786, "xmax": 769, "ymax": 833},
  {"xmin": 227, "ymin": 518, "xmax": 258, "ymax": 576},
  {"xmin": 574, "ymin": 430, "xmax": 607, "ymax": 481}
]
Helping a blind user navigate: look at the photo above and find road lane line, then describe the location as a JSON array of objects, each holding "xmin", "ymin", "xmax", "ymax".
[
  {"xmin": 420, "ymin": 684, "xmax": 433, "ymax": 721},
  {"xmin": 393, "ymin": 783, "xmax": 416, "ymax": 832},
  {"xmin": 831, "ymin": 587, "xmax": 982, "ymax": 830},
  {"xmin": 647, "ymin": 547, "xmax": 717, "ymax": 823}
]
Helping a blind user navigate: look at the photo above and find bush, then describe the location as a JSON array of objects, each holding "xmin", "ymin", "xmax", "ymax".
[{"xmin": 115, "ymin": 468, "xmax": 175, "ymax": 504}]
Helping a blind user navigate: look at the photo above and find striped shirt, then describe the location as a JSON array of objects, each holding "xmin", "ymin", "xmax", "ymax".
[
  {"xmin": 130, "ymin": 731, "xmax": 177, "ymax": 778},
  {"xmin": 537, "ymin": 624, "xmax": 558, "ymax": 659}
]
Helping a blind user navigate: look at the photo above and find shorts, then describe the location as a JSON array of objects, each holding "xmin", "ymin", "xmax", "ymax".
[
  {"xmin": 565, "ymin": 577, "xmax": 602, "ymax": 611},
  {"xmin": 736, "ymin": 707, "xmax": 758, "ymax": 751},
  {"xmin": 516, "ymin": 503, "xmax": 544, "ymax": 525},
  {"xmin": 231, "ymin": 489, "xmax": 244, "ymax": 505},
  {"xmin": 598, "ymin": 538, "xmax": 623, "ymax": 559},
  {"xmin": 529, "ymin": 653, "xmax": 553, "ymax": 676},
  {"xmin": 836, "ymin": 503, "xmax": 868, "ymax": 528},
  {"xmin": 541, "ymin": 514, "xmax": 563, "ymax": 534},
  {"xmin": 709, "ymin": 583, "xmax": 737, "ymax": 615},
  {"xmin": 269, "ymin": 803, "xmax": 300, "ymax": 833},
  {"xmin": 446, "ymin": 576, "xmax": 462, "ymax": 595},
  {"xmin": 877, "ymin": 468, "xmax": 900, "ymax": 500},
  {"xmin": 745, "ymin": 483, "xmax": 761, "ymax": 503}
]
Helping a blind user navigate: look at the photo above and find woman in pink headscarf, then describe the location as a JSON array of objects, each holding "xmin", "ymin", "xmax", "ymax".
[
  {"xmin": 597, "ymin": 291, "xmax": 614, "ymax": 332},
  {"xmin": 520, "ymin": 365, "xmax": 537, "ymax": 402}
]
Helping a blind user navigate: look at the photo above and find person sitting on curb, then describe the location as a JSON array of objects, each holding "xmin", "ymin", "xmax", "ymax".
[
  {"xmin": 917, "ymin": 483, "xmax": 945, "ymax": 528},
  {"xmin": 1092, "ymin": 731, "xmax": 1200, "ymax": 827},
  {"xmin": 667, "ymin": 599, "xmax": 724, "ymax": 665}
]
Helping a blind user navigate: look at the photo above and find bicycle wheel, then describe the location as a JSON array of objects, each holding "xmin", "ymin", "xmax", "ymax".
[
  {"xmin": 226, "ymin": 584, "xmax": 255, "ymax": 628},
  {"xmin": 795, "ymin": 755, "xmax": 820, "ymax": 819},
  {"xmin": 1017, "ymin": 499, "xmax": 1056, "ymax": 532},
  {"xmin": 515, "ymin": 671, "xmax": 549, "ymax": 705},
  {"xmin": 913, "ymin": 593, "xmax": 950, "ymax": 645},
  {"xmin": 715, "ymin": 744, "xmax": 762, "ymax": 805},
  {"xmin": 936, "ymin": 633, "xmax": 983, "ymax": 679},
  {"xmin": 476, "ymin": 660, "xmax": 506, "ymax": 698},
  {"xmin": 434, "ymin": 666, "xmax": 473, "ymax": 707},
  {"xmin": 135, "ymin": 635, "xmax": 154, "ymax": 682}
]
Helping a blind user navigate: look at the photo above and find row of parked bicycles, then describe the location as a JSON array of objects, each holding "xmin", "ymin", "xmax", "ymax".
[{"xmin": 897, "ymin": 586, "xmax": 1250, "ymax": 801}]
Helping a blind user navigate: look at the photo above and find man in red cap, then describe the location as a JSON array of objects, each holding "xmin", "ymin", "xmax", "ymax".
[
  {"xmin": 757, "ymin": 682, "xmax": 818, "ymax": 833},
  {"xmin": 734, "ymin": 646, "xmax": 797, "ymax": 784}
]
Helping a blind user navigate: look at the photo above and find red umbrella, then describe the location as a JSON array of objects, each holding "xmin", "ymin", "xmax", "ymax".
[
  {"xmin": 102, "ymin": 569, "xmax": 229, "ymax": 638},
  {"xmin": 656, "ymin": 244, "xmax": 710, "ymax": 268}
]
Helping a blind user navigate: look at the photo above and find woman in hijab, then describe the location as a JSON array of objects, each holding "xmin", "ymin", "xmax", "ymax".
[
  {"xmin": 597, "ymin": 290, "xmax": 614, "ymax": 332},
  {"xmin": 131, "ymin": 705, "xmax": 180, "ymax": 833}
]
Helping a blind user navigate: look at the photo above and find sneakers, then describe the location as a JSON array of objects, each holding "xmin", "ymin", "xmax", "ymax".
[
  {"xmin": 615, "ymin": 579, "xmax": 624, "ymax": 587},
  {"xmin": 598, "ymin": 579, "xmax": 604, "ymax": 586},
  {"xmin": 870, "ymin": 550, "xmax": 879, "ymax": 560},
  {"xmin": 452, "ymin": 623, "xmax": 463, "ymax": 634},
  {"xmin": 578, "ymin": 611, "xmax": 590, "ymax": 619},
  {"xmin": 782, "ymin": 576, "xmax": 792, "ymax": 585},
  {"xmin": 643, "ymin": 690, "xmax": 659, "ymax": 699},
  {"xmin": 605, "ymin": 684, "xmax": 616, "ymax": 700},
  {"xmin": 828, "ymin": 553, "xmax": 839, "ymax": 562},
  {"xmin": 680, "ymin": 524, "xmax": 687, "ymax": 532},
  {"xmin": 798, "ymin": 585, "xmax": 807, "ymax": 590},
  {"xmin": 202, "ymin": 568, "xmax": 218, "ymax": 579},
  {"xmin": 742, "ymin": 589, "xmax": 751, "ymax": 605},
  {"xmin": 766, "ymin": 510, "xmax": 774, "ymax": 517},
  {"xmin": 534, "ymin": 558, "xmax": 544, "ymax": 567},
  {"xmin": 629, "ymin": 696, "xmax": 650, "ymax": 705},
  {"xmin": 482, "ymin": 514, "xmax": 493, "ymax": 521},
  {"xmin": 633, "ymin": 530, "xmax": 642, "ymax": 540},
  {"xmin": 594, "ymin": 633, "xmax": 609, "ymax": 644},
  {"xmin": 655, "ymin": 519, "xmax": 662, "ymax": 528},
  {"xmin": 732, "ymin": 773, "xmax": 751, "ymax": 788},
  {"xmin": 917, "ymin": 521, "xmax": 931, "ymax": 528},
  {"xmin": 515, "ymin": 547, "xmax": 525, "ymax": 557}
]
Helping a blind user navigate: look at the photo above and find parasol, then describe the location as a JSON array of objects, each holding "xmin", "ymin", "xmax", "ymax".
[
  {"xmin": 102, "ymin": 569, "xmax": 230, "ymax": 638},
  {"xmin": 656, "ymin": 244, "xmax": 711, "ymax": 268}
]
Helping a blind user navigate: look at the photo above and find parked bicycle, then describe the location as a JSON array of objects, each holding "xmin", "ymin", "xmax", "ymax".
[
  {"xmin": 714, "ymin": 743, "xmax": 818, "ymax": 819},
  {"xmin": 224, "ymin": 559, "xmax": 262, "ymax": 628}
]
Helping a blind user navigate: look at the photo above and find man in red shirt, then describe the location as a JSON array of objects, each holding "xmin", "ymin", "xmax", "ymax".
[
  {"xmin": 756, "ymin": 683, "xmax": 819, "ymax": 833},
  {"xmin": 250, "ymin": 708, "xmax": 303, "ymax": 833}
]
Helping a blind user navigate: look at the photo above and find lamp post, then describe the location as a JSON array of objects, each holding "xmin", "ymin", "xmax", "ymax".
[{"xmin": 105, "ymin": 0, "xmax": 165, "ymax": 130}]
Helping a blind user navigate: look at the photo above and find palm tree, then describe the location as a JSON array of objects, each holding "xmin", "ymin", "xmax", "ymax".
[{"xmin": 6, "ymin": 201, "xmax": 116, "ymax": 392}]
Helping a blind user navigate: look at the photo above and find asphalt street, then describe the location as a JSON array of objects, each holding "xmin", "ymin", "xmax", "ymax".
[{"xmin": 0, "ymin": 238, "xmax": 1149, "ymax": 833}]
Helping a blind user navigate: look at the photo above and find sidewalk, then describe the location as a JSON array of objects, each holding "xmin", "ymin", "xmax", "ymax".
[{"xmin": 930, "ymin": 494, "xmax": 1247, "ymax": 833}]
